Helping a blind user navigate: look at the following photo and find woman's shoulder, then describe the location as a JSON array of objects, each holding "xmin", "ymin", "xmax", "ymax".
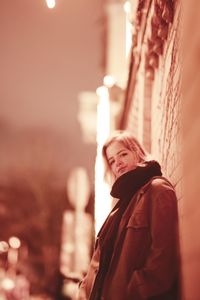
[
  {"xmin": 151, "ymin": 176, "xmax": 174, "ymax": 187},
  {"xmin": 147, "ymin": 176, "xmax": 176, "ymax": 194}
]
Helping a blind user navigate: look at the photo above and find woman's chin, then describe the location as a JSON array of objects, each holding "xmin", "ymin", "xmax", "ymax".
[{"xmin": 117, "ymin": 169, "xmax": 127, "ymax": 178}]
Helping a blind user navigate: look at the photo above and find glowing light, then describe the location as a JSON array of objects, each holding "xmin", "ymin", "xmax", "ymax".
[
  {"xmin": 67, "ymin": 167, "xmax": 90, "ymax": 210},
  {"xmin": 123, "ymin": 1, "xmax": 131, "ymax": 14},
  {"xmin": 96, "ymin": 86, "xmax": 108, "ymax": 98},
  {"xmin": 9, "ymin": 236, "xmax": 21, "ymax": 249},
  {"xmin": 0, "ymin": 241, "xmax": 9, "ymax": 253},
  {"xmin": 96, "ymin": 86, "xmax": 110, "ymax": 145},
  {"xmin": 1, "ymin": 277, "xmax": 15, "ymax": 290},
  {"xmin": 46, "ymin": 0, "xmax": 56, "ymax": 9},
  {"xmin": 124, "ymin": 1, "xmax": 132, "ymax": 59},
  {"xmin": 103, "ymin": 75, "xmax": 116, "ymax": 88},
  {"xmin": 95, "ymin": 86, "xmax": 111, "ymax": 235},
  {"xmin": 63, "ymin": 243, "xmax": 74, "ymax": 254}
]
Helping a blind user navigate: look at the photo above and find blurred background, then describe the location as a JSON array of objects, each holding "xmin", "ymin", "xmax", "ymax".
[
  {"xmin": 0, "ymin": 0, "xmax": 200, "ymax": 299},
  {"xmin": 0, "ymin": 0, "xmax": 103, "ymax": 299}
]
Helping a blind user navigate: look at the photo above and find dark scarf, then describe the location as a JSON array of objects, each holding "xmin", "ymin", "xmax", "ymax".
[{"xmin": 89, "ymin": 160, "xmax": 162, "ymax": 300}]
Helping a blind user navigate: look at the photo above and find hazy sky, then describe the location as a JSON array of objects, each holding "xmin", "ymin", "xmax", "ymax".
[{"xmin": 0, "ymin": 0, "xmax": 103, "ymax": 182}]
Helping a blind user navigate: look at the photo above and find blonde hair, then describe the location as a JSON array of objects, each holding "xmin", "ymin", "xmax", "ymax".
[{"xmin": 102, "ymin": 131, "xmax": 150, "ymax": 183}]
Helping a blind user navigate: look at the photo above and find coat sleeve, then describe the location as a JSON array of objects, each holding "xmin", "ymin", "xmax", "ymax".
[
  {"xmin": 76, "ymin": 245, "xmax": 101, "ymax": 300},
  {"xmin": 127, "ymin": 181, "xmax": 179, "ymax": 300}
]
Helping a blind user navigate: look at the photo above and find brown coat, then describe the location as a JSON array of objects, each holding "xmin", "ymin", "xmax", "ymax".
[{"xmin": 78, "ymin": 176, "xmax": 179, "ymax": 300}]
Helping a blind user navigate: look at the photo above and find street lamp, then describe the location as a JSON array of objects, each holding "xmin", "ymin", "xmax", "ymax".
[{"xmin": 46, "ymin": 0, "xmax": 56, "ymax": 9}]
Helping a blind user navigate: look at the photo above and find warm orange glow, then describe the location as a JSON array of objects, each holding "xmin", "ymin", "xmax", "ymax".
[
  {"xmin": 103, "ymin": 75, "xmax": 115, "ymax": 88},
  {"xmin": 123, "ymin": 1, "xmax": 131, "ymax": 14},
  {"xmin": 95, "ymin": 86, "xmax": 111, "ymax": 235},
  {"xmin": 8, "ymin": 236, "xmax": 21, "ymax": 249},
  {"xmin": 124, "ymin": 1, "xmax": 132, "ymax": 58},
  {"xmin": 0, "ymin": 241, "xmax": 9, "ymax": 253},
  {"xmin": 46, "ymin": 0, "xmax": 56, "ymax": 9},
  {"xmin": 67, "ymin": 167, "xmax": 90, "ymax": 210},
  {"xmin": 1, "ymin": 277, "xmax": 15, "ymax": 290}
]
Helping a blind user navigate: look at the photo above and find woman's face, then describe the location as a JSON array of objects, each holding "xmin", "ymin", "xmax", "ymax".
[{"xmin": 106, "ymin": 141, "xmax": 139, "ymax": 179}]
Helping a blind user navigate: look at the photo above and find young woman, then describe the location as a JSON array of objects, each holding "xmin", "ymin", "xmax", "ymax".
[{"xmin": 78, "ymin": 131, "xmax": 179, "ymax": 300}]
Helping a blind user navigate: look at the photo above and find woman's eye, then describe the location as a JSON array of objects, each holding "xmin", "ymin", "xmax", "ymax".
[
  {"xmin": 121, "ymin": 152, "xmax": 127, "ymax": 157},
  {"xmin": 109, "ymin": 160, "xmax": 114, "ymax": 166}
]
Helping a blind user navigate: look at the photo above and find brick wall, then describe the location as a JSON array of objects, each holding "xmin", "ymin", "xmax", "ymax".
[
  {"xmin": 126, "ymin": 83, "xmax": 141, "ymax": 139},
  {"xmin": 125, "ymin": 1, "xmax": 182, "ymax": 195},
  {"xmin": 151, "ymin": 3, "xmax": 181, "ymax": 194}
]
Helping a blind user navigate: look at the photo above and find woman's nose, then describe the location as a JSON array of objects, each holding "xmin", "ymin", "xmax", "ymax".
[{"xmin": 116, "ymin": 158, "xmax": 122, "ymax": 167}]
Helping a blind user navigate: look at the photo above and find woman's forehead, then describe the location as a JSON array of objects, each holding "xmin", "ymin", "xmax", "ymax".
[{"xmin": 106, "ymin": 141, "xmax": 127, "ymax": 157}]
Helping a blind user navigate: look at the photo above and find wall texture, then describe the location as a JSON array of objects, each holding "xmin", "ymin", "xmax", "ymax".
[
  {"xmin": 151, "ymin": 3, "xmax": 181, "ymax": 195},
  {"xmin": 125, "ymin": 0, "xmax": 181, "ymax": 194}
]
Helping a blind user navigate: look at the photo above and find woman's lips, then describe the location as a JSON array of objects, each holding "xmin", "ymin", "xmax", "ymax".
[{"xmin": 117, "ymin": 167, "xmax": 126, "ymax": 175}]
